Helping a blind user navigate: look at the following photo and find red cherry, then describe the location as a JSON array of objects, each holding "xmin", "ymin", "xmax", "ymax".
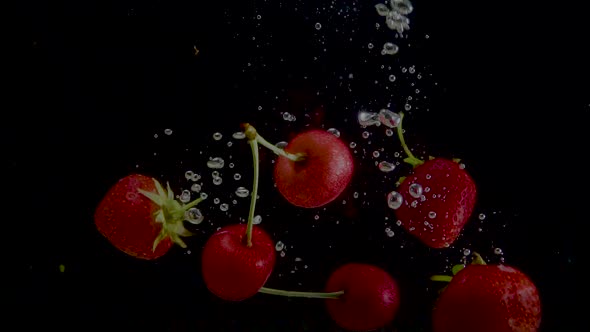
[
  {"xmin": 274, "ymin": 130, "xmax": 354, "ymax": 208},
  {"xmin": 201, "ymin": 224, "xmax": 276, "ymax": 301},
  {"xmin": 325, "ymin": 263, "xmax": 401, "ymax": 331}
]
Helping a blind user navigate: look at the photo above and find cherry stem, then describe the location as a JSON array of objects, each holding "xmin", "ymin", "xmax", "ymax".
[
  {"xmin": 259, "ymin": 287, "xmax": 344, "ymax": 299},
  {"xmin": 244, "ymin": 137, "xmax": 260, "ymax": 247},
  {"xmin": 396, "ymin": 112, "xmax": 424, "ymax": 167},
  {"xmin": 242, "ymin": 123, "xmax": 305, "ymax": 162}
]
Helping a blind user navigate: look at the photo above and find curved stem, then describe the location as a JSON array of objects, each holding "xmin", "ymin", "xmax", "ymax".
[
  {"xmin": 242, "ymin": 123, "xmax": 305, "ymax": 162},
  {"xmin": 397, "ymin": 112, "xmax": 424, "ymax": 167},
  {"xmin": 182, "ymin": 197, "xmax": 205, "ymax": 211},
  {"xmin": 245, "ymin": 138, "xmax": 260, "ymax": 247},
  {"xmin": 259, "ymin": 287, "xmax": 344, "ymax": 299}
]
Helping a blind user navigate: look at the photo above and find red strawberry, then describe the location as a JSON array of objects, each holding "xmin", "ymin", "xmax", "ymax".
[
  {"xmin": 274, "ymin": 130, "xmax": 354, "ymax": 208},
  {"xmin": 325, "ymin": 263, "xmax": 401, "ymax": 331},
  {"xmin": 201, "ymin": 224, "xmax": 276, "ymax": 301},
  {"xmin": 395, "ymin": 158, "xmax": 476, "ymax": 248},
  {"xmin": 391, "ymin": 112, "xmax": 476, "ymax": 248},
  {"xmin": 94, "ymin": 174, "xmax": 205, "ymax": 260},
  {"xmin": 433, "ymin": 261, "xmax": 542, "ymax": 332}
]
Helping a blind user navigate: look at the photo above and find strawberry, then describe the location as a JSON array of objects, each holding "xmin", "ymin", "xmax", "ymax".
[
  {"xmin": 391, "ymin": 113, "xmax": 476, "ymax": 248},
  {"xmin": 432, "ymin": 254, "xmax": 542, "ymax": 332},
  {"xmin": 94, "ymin": 174, "xmax": 205, "ymax": 260}
]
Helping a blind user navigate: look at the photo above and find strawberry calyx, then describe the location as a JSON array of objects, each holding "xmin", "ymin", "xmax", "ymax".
[
  {"xmin": 396, "ymin": 112, "xmax": 425, "ymax": 168},
  {"xmin": 430, "ymin": 252, "xmax": 487, "ymax": 283},
  {"xmin": 138, "ymin": 179, "xmax": 206, "ymax": 252}
]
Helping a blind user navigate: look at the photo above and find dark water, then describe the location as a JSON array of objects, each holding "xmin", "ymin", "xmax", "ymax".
[{"xmin": 15, "ymin": 0, "xmax": 587, "ymax": 331}]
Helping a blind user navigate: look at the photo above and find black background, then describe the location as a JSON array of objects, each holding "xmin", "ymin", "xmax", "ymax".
[{"xmin": 12, "ymin": 0, "xmax": 587, "ymax": 331}]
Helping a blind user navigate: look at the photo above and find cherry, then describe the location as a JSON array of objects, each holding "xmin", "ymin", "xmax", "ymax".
[
  {"xmin": 324, "ymin": 263, "xmax": 401, "ymax": 331},
  {"xmin": 201, "ymin": 224, "xmax": 275, "ymax": 301},
  {"xmin": 243, "ymin": 124, "xmax": 353, "ymax": 208}
]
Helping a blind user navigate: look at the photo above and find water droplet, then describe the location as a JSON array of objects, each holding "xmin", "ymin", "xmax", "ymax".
[
  {"xmin": 411, "ymin": 200, "xmax": 418, "ymax": 208},
  {"xmin": 253, "ymin": 215, "xmax": 262, "ymax": 224},
  {"xmin": 315, "ymin": 22, "xmax": 322, "ymax": 30},
  {"xmin": 232, "ymin": 131, "xmax": 246, "ymax": 139},
  {"xmin": 276, "ymin": 141, "xmax": 288, "ymax": 149},
  {"xmin": 362, "ymin": 131, "xmax": 370, "ymax": 139},
  {"xmin": 459, "ymin": 163, "xmax": 466, "ymax": 169},
  {"xmin": 463, "ymin": 249, "xmax": 471, "ymax": 256},
  {"xmin": 280, "ymin": 251, "xmax": 286, "ymax": 257},
  {"xmin": 429, "ymin": 211, "xmax": 437, "ymax": 219},
  {"xmin": 282, "ymin": 112, "xmax": 296, "ymax": 121},
  {"xmin": 179, "ymin": 190, "xmax": 191, "ymax": 203},
  {"xmin": 213, "ymin": 177, "xmax": 223, "ymax": 185},
  {"xmin": 213, "ymin": 132, "xmax": 222, "ymax": 140},
  {"xmin": 358, "ymin": 111, "xmax": 380, "ymax": 126},
  {"xmin": 185, "ymin": 170, "xmax": 194, "ymax": 180},
  {"xmin": 387, "ymin": 191, "xmax": 403, "ymax": 209},
  {"xmin": 235, "ymin": 187, "xmax": 250, "ymax": 197},
  {"xmin": 494, "ymin": 248, "xmax": 503, "ymax": 255},
  {"xmin": 373, "ymin": 151, "xmax": 380, "ymax": 158},
  {"xmin": 275, "ymin": 241, "xmax": 285, "ymax": 251},
  {"xmin": 200, "ymin": 192, "xmax": 208, "ymax": 199},
  {"xmin": 389, "ymin": 74, "xmax": 396, "ymax": 82},
  {"xmin": 164, "ymin": 129, "xmax": 173, "ymax": 135},
  {"xmin": 424, "ymin": 187, "xmax": 430, "ymax": 193},
  {"xmin": 234, "ymin": 173, "xmax": 241, "ymax": 181},
  {"xmin": 185, "ymin": 208, "xmax": 204, "ymax": 224},
  {"xmin": 220, "ymin": 203, "xmax": 228, "ymax": 211},
  {"xmin": 409, "ymin": 183, "xmax": 423, "ymax": 198},
  {"xmin": 327, "ymin": 128, "xmax": 340, "ymax": 137},
  {"xmin": 386, "ymin": 128, "xmax": 394, "ymax": 136},
  {"xmin": 378, "ymin": 161, "xmax": 396, "ymax": 172},
  {"xmin": 425, "ymin": 34, "xmax": 430, "ymax": 39},
  {"xmin": 314, "ymin": 215, "xmax": 320, "ymax": 220},
  {"xmin": 385, "ymin": 228, "xmax": 395, "ymax": 237},
  {"xmin": 378, "ymin": 109, "xmax": 401, "ymax": 128},
  {"xmin": 404, "ymin": 104, "xmax": 412, "ymax": 111},
  {"xmin": 375, "ymin": 3, "xmax": 390, "ymax": 16},
  {"xmin": 382, "ymin": 42, "xmax": 399, "ymax": 55},
  {"xmin": 426, "ymin": 174, "xmax": 432, "ymax": 179},
  {"xmin": 368, "ymin": 43, "xmax": 374, "ymax": 49},
  {"xmin": 191, "ymin": 183, "xmax": 202, "ymax": 192},
  {"xmin": 349, "ymin": 142, "xmax": 357, "ymax": 148},
  {"xmin": 207, "ymin": 157, "xmax": 225, "ymax": 169},
  {"xmin": 213, "ymin": 198, "xmax": 220, "ymax": 204}
]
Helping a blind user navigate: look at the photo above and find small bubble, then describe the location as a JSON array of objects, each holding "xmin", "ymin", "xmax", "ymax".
[
  {"xmin": 409, "ymin": 66, "xmax": 416, "ymax": 74},
  {"xmin": 373, "ymin": 151, "xmax": 380, "ymax": 158},
  {"xmin": 404, "ymin": 104, "xmax": 412, "ymax": 111},
  {"xmin": 191, "ymin": 183, "xmax": 202, "ymax": 192},
  {"xmin": 378, "ymin": 109, "xmax": 401, "ymax": 128},
  {"xmin": 424, "ymin": 187, "xmax": 431, "ymax": 193},
  {"xmin": 191, "ymin": 173, "xmax": 201, "ymax": 182},
  {"xmin": 232, "ymin": 131, "xmax": 246, "ymax": 139},
  {"xmin": 375, "ymin": 3, "xmax": 390, "ymax": 16},
  {"xmin": 232, "ymin": 200, "xmax": 237, "ymax": 204},
  {"xmin": 185, "ymin": 170, "xmax": 194, "ymax": 180},
  {"xmin": 362, "ymin": 131, "xmax": 370, "ymax": 139},
  {"xmin": 426, "ymin": 174, "xmax": 432, "ymax": 179},
  {"xmin": 207, "ymin": 157, "xmax": 225, "ymax": 169},
  {"xmin": 185, "ymin": 208, "xmax": 204, "ymax": 224},
  {"xmin": 386, "ymin": 129, "xmax": 394, "ymax": 136},
  {"xmin": 200, "ymin": 192, "xmax": 208, "ymax": 199},
  {"xmin": 417, "ymin": 74, "xmax": 422, "ymax": 79},
  {"xmin": 425, "ymin": 34, "xmax": 430, "ymax": 39},
  {"xmin": 276, "ymin": 141, "xmax": 288, "ymax": 149},
  {"xmin": 229, "ymin": 163, "xmax": 235, "ymax": 168},
  {"xmin": 385, "ymin": 228, "xmax": 395, "ymax": 237},
  {"xmin": 378, "ymin": 161, "xmax": 396, "ymax": 172},
  {"xmin": 494, "ymin": 248, "xmax": 503, "ymax": 255},
  {"xmin": 164, "ymin": 129, "xmax": 173, "ymax": 135},
  {"xmin": 409, "ymin": 183, "xmax": 423, "ymax": 198},
  {"xmin": 382, "ymin": 42, "xmax": 399, "ymax": 55},
  {"xmin": 463, "ymin": 249, "xmax": 471, "ymax": 256},
  {"xmin": 220, "ymin": 203, "xmax": 229, "ymax": 211},
  {"xmin": 253, "ymin": 215, "xmax": 262, "ymax": 224},
  {"xmin": 280, "ymin": 251, "xmax": 286, "ymax": 257},
  {"xmin": 396, "ymin": 220, "xmax": 402, "ymax": 226},
  {"xmin": 213, "ymin": 132, "xmax": 223, "ymax": 140},
  {"xmin": 353, "ymin": 192, "xmax": 359, "ymax": 198},
  {"xmin": 389, "ymin": 74, "xmax": 396, "ymax": 82},
  {"xmin": 213, "ymin": 198, "xmax": 220, "ymax": 204},
  {"xmin": 234, "ymin": 173, "xmax": 241, "ymax": 181},
  {"xmin": 391, "ymin": 0, "xmax": 414, "ymax": 15},
  {"xmin": 282, "ymin": 112, "xmax": 295, "ymax": 121},
  {"xmin": 368, "ymin": 43, "xmax": 374, "ymax": 49},
  {"xmin": 275, "ymin": 241, "xmax": 285, "ymax": 251},
  {"xmin": 227, "ymin": 141, "xmax": 233, "ymax": 147},
  {"xmin": 401, "ymin": 67, "xmax": 407, "ymax": 73},
  {"xmin": 349, "ymin": 142, "xmax": 357, "ymax": 148},
  {"xmin": 358, "ymin": 111, "xmax": 380, "ymax": 126},
  {"xmin": 479, "ymin": 213, "xmax": 486, "ymax": 220},
  {"xmin": 429, "ymin": 211, "xmax": 437, "ymax": 218},
  {"xmin": 459, "ymin": 163, "xmax": 466, "ymax": 169},
  {"xmin": 314, "ymin": 215, "xmax": 320, "ymax": 220},
  {"xmin": 212, "ymin": 171, "xmax": 220, "ymax": 178},
  {"xmin": 257, "ymin": 14, "xmax": 262, "ymax": 19},
  {"xmin": 394, "ymin": 152, "xmax": 400, "ymax": 157},
  {"xmin": 327, "ymin": 128, "xmax": 340, "ymax": 137},
  {"xmin": 411, "ymin": 200, "xmax": 418, "ymax": 208},
  {"xmin": 235, "ymin": 187, "xmax": 250, "ymax": 197},
  {"xmin": 387, "ymin": 191, "xmax": 403, "ymax": 209},
  {"xmin": 179, "ymin": 190, "xmax": 191, "ymax": 203},
  {"xmin": 315, "ymin": 22, "xmax": 322, "ymax": 30}
]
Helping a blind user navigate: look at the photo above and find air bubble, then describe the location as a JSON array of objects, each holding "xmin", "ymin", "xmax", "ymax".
[
  {"xmin": 213, "ymin": 132, "xmax": 222, "ymax": 140},
  {"xmin": 428, "ymin": 211, "xmax": 437, "ymax": 219},
  {"xmin": 479, "ymin": 213, "xmax": 486, "ymax": 220},
  {"xmin": 358, "ymin": 111, "xmax": 380, "ymax": 126},
  {"xmin": 386, "ymin": 129, "xmax": 394, "ymax": 136},
  {"xmin": 185, "ymin": 208, "xmax": 204, "ymax": 224},
  {"xmin": 185, "ymin": 171, "xmax": 194, "ymax": 180},
  {"xmin": 387, "ymin": 191, "xmax": 403, "ymax": 209},
  {"xmin": 382, "ymin": 42, "xmax": 399, "ymax": 55},
  {"xmin": 253, "ymin": 215, "xmax": 262, "ymax": 224},
  {"xmin": 396, "ymin": 220, "xmax": 402, "ymax": 226},
  {"xmin": 353, "ymin": 192, "xmax": 359, "ymax": 198},
  {"xmin": 463, "ymin": 249, "xmax": 471, "ymax": 256},
  {"xmin": 378, "ymin": 161, "xmax": 396, "ymax": 172},
  {"xmin": 212, "ymin": 171, "xmax": 220, "ymax": 178},
  {"xmin": 327, "ymin": 128, "xmax": 340, "ymax": 137},
  {"xmin": 280, "ymin": 251, "xmax": 286, "ymax": 257},
  {"xmin": 164, "ymin": 129, "xmax": 173, "ymax": 135},
  {"xmin": 315, "ymin": 22, "xmax": 322, "ymax": 30},
  {"xmin": 191, "ymin": 173, "xmax": 201, "ymax": 182},
  {"xmin": 404, "ymin": 104, "xmax": 412, "ymax": 111},
  {"xmin": 275, "ymin": 241, "xmax": 285, "ymax": 251},
  {"xmin": 378, "ymin": 109, "xmax": 401, "ymax": 128},
  {"xmin": 391, "ymin": 0, "xmax": 414, "ymax": 15},
  {"xmin": 409, "ymin": 183, "xmax": 423, "ymax": 198},
  {"xmin": 232, "ymin": 132, "xmax": 246, "ymax": 139},
  {"xmin": 362, "ymin": 131, "xmax": 370, "ymax": 139},
  {"xmin": 220, "ymin": 203, "xmax": 229, "ymax": 211},
  {"xmin": 283, "ymin": 112, "xmax": 296, "ymax": 121},
  {"xmin": 426, "ymin": 174, "xmax": 432, "ymax": 179},
  {"xmin": 494, "ymin": 248, "xmax": 503, "ymax": 255},
  {"xmin": 213, "ymin": 177, "xmax": 222, "ymax": 185},
  {"xmin": 375, "ymin": 3, "xmax": 390, "ymax": 16},
  {"xmin": 385, "ymin": 228, "xmax": 395, "ymax": 237},
  {"xmin": 314, "ymin": 215, "xmax": 320, "ymax": 220},
  {"xmin": 207, "ymin": 157, "xmax": 225, "ymax": 169},
  {"xmin": 191, "ymin": 183, "xmax": 202, "ymax": 192},
  {"xmin": 373, "ymin": 151, "xmax": 380, "ymax": 158},
  {"xmin": 349, "ymin": 142, "xmax": 357, "ymax": 148},
  {"xmin": 409, "ymin": 66, "xmax": 416, "ymax": 74},
  {"xmin": 235, "ymin": 187, "xmax": 250, "ymax": 197},
  {"xmin": 200, "ymin": 192, "xmax": 208, "ymax": 199},
  {"xmin": 368, "ymin": 43, "xmax": 374, "ymax": 49},
  {"xmin": 179, "ymin": 190, "xmax": 191, "ymax": 203},
  {"xmin": 234, "ymin": 173, "xmax": 241, "ymax": 181},
  {"xmin": 389, "ymin": 74, "xmax": 396, "ymax": 82},
  {"xmin": 276, "ymin": 141, "xmax": 288, "ymax": 149},
  {"xmin": 213, "ymin": 198, "xmax": 220, "ymax": 204}
]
